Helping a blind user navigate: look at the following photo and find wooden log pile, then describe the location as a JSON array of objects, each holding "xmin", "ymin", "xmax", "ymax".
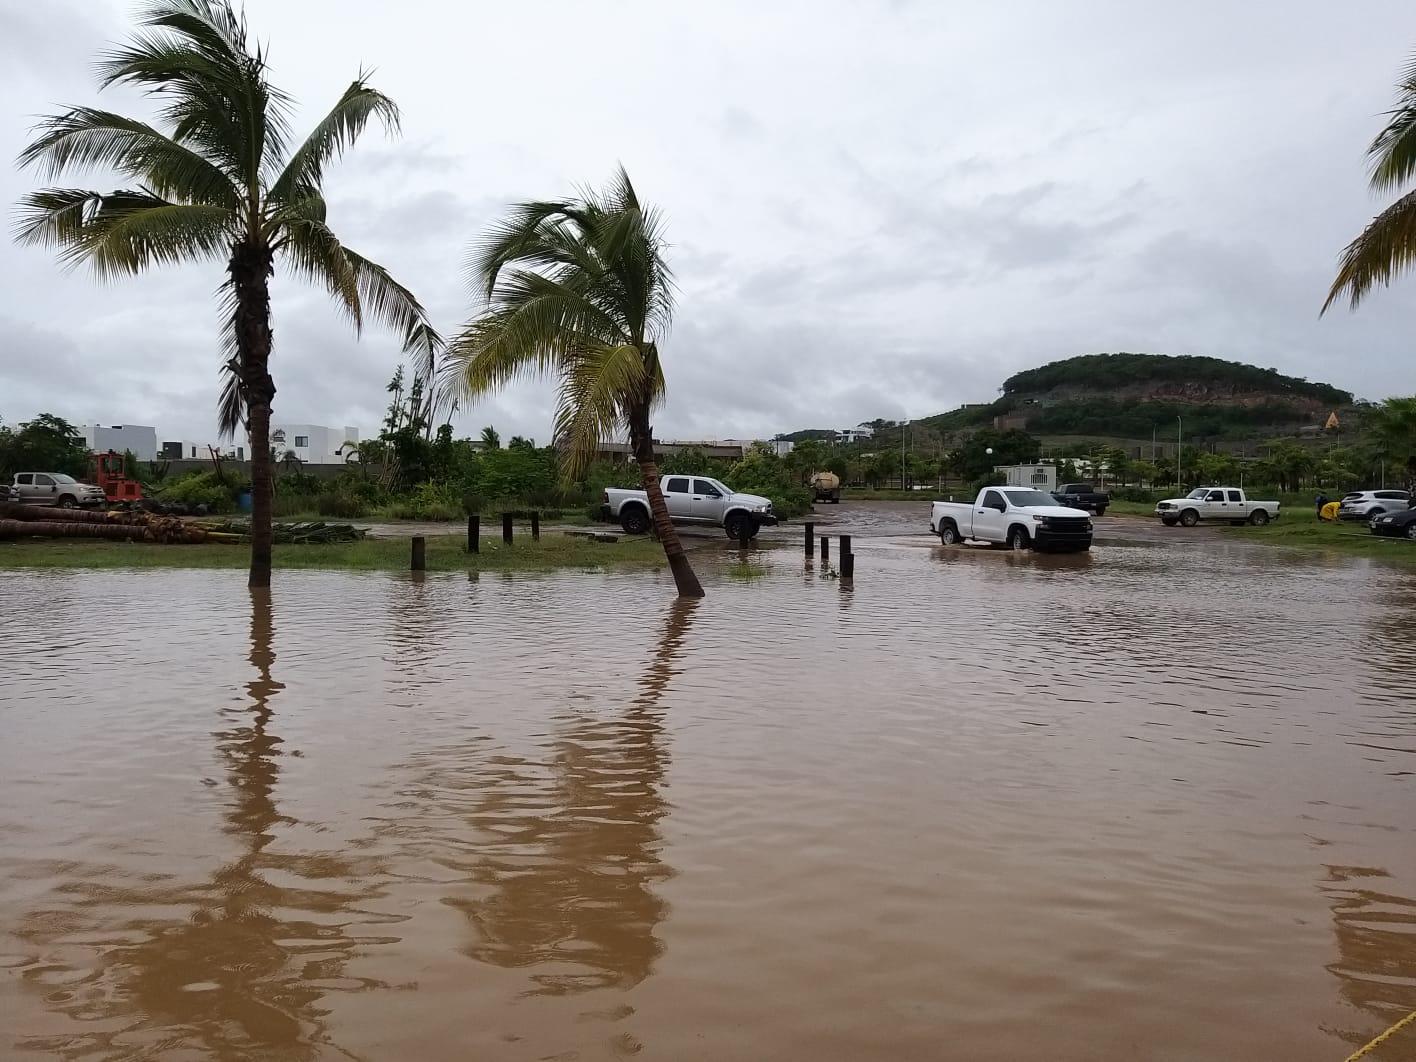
[{"xmin": 0, "ymin": 503, "xmax": 228, "ymax": 544}]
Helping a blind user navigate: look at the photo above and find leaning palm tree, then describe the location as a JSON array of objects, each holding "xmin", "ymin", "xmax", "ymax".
[
  {"xmin": 444, "ymin": 168, "xmax": 704, "ymax": 598},
  {"xmin": 14, "ymin": 0, "xmax": 439, "ymax": 586},
  {"xmin": 1326, "ymin": 51, "xmax": 1416, "ymax": 311}
]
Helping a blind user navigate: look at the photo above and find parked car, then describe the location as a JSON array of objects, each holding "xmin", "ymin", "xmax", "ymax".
[
  {"xmin": 1370, "ymin": 507, "xmax": 1416, "ymax": 540},
  {"xmin": 1052, "ymin": 482, "xmax": 1110, "ymax": 516},
  {"xmin": 603, "ymin": 475, "xmax": 778, "ymax": 540},
  {"xmin": 10, "ymin": 472, "xmax": 107, "ymax": 508},
  {"xmin": 1336, "ymin": 489, "xmax": 1412, "ymax": 524},
  {"xmin": 930, "ymin": 486, "xmax": 1093, "ymax": 551},
  {"xmin": 1155, "ymin": 487, "xmax": 1280, "ymax": 527}
]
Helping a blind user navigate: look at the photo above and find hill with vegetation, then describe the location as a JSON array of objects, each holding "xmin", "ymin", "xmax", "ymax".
[{"xmin": 919, "ymin": 352, "xmax": 1352, "ymax": 440}]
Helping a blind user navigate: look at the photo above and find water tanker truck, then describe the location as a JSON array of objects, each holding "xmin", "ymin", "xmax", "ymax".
[{"xmin": 810, "ymin": 471, "xmax": 841, "ymax": 504}]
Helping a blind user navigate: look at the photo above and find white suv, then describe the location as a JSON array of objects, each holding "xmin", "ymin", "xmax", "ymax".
[{"xmin": 1337, "ymin": 489, "xmax": 1412, "ymax": 524}]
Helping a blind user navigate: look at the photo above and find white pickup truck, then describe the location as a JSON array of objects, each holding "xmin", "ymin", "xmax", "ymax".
[
  {"xmin": 1155, "ymin": 487, "xmax": 1280, "ymax": 527},
  {"xmin": 930, "ymin": 486, "xmax": 1094, "ymax": 551},
  {"xmin": 602, "ymin": 475, "xmax": 778, "ymax": 540}
]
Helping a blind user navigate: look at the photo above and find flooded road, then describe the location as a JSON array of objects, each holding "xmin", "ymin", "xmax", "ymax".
[{"xmin": 2, "ymin": 522, "xmax": 1415, "ymax": 1060}]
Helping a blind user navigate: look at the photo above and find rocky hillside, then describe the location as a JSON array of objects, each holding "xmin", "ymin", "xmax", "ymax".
[{"xmin": 922, "ymin": 353, "xmax": 1352, "ymax": 440}]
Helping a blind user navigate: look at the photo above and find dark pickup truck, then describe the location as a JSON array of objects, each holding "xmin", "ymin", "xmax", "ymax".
[{"xmin": 1052, "ymin": 482, "xmax": 1110, "ymax": 516}]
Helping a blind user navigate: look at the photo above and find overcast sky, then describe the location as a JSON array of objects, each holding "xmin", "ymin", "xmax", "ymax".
[{"xmin": 2, "ymin": 0, "xmax": 1414, "ymax": 445}]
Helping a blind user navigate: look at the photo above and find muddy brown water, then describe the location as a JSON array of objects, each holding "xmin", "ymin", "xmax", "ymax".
[{"xmin": 2, "ymin": 514, "xmax": 1415, "ymax": 1060}]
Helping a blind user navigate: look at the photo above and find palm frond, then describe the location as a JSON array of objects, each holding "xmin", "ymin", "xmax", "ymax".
[
  {"xmin": 280, "ymin": 215, "xmax": 361, "ymax": 325},
  {"xmin": 100, "ymin": 0, "xmax": 291, "ymax": 188},
  {"xmin": 1323, "ymin": 189, "xmax": 1416, "ymax": 312},
  {"xmin": 17, "ymin": 106, "xmax": 239, "ymax": 208},
  {"xmin": 268, "ymin": 79, "xmax": 399, "ymax": 203},
  {"xmin": 15, "ymin": 187, "xmax": 234, "ymax": 276},
  {"xmin": 553, "ymin": 343, "xmax": 648, "ymax": 480},
  {"xmin": 1369, "ymin": 52, "xmax": 1416, "ymax": 192},
  {"xmin": 216, "ymin": 277, "xmax": 245, "ymax": 437},
  {"xmin": 342, "ymin": 247, "xmax": 442, "ymax": 373},
  {"xmin": 470, "ymin": 198, "xmax": 581, "ymax": 300}
]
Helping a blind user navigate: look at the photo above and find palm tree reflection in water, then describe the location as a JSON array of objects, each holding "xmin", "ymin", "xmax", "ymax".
[
  {"xmin": 29, "ymin": 589, "xmax": 385, "ymax": 1058},
  {"xmin": 443, "ymin": 598, "xmax": 699, "ymax": 995}
]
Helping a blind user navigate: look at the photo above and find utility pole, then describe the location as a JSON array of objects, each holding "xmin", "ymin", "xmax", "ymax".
[
  {"xmin": 901, "ymin": 419, "xmax": 908, "ymax": 492},
  {"xmin": 1176, "ymin": 416, "xmax": 1183, "ymax": 491}
]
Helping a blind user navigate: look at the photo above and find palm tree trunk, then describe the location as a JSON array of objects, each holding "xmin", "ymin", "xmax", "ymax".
[
  {"xmin": 629, "ymin": 406, "xmax": 704, "ymax": 599},
  {"xmin": 231, "ymin": 242, "xmax": 277, "ymax": 588}
]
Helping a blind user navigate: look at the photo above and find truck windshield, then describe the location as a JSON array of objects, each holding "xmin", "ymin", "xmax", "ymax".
[
  {"xmin": 51, "ymin": 474, "xmax": 77, "ymax": 484},
  {"xmin": 1002, "ymin": 489, "xmax": 1058, "ymax": 507},
  {"xmin": 702, "ymin": 478, "xmax": 731, "ymax": 496},
  {"xmin": 1186, "ymin": 489, "xmax": 1209, "ymax": 499}
]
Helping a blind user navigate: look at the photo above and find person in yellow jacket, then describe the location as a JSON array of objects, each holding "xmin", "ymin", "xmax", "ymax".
[{"xmin": 1321, "ymin": 500, "xmax": 1341, "ymax": 522}]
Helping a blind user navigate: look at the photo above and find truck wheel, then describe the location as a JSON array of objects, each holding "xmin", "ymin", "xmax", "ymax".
[
  {"xmin": 1179, "ymin": 509, "xmax": 1199, "ymax": 528},
  {"xmin": 938, "ymin": 521, "xmax": 961, "ymax": 546},
  {"xmin": 56, "ymin": 495, "xmax": 77, "ymax": 509},
  {"xmin": 723, "ymin": 512, "xmax": 751, "ymax": 541},
  {"xmin": 619, "ymin": 507, "xmax": 650, "ymax": 535},
  {"xmin": 1006, "ymin": 525, "xmax": 1030, "ymax": 551},
  {"xmin": 1248, "ymin": 510, "xmax": 1270, "ymax": 526}
]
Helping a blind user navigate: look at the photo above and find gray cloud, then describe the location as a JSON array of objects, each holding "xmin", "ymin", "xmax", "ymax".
[{"xmin": 2, "ymin": 0, "xmax": 1414, "ymax": 449}]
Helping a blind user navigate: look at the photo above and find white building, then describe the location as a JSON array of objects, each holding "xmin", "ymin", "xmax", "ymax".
[
  {"xmin": 161, "ymin": 440, "xmax": 246, "ymax": 461},
  {"xmin": 81, "ymin": 423, "xmax": 158, "ymax": 460},
  {"xmin": 267, "ymin": 424, "xmax": 359, "ymax": 465},
  {"xmin": 995, "ymin": 462, "xmax": 1057, "ymax": 490},
  {"xmin": 835, "ymin": 424, "xmax": 875, "ymax": 444}
]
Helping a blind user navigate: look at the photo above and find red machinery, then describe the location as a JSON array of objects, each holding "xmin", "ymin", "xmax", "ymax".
[{"xmin": 89, "ymin": 450, "xmax": 143, "ymax": 504}]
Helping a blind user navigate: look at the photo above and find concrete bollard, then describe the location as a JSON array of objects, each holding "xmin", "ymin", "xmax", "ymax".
[
  {"xmin": 411, "ymin": 535, "xmax": 426, "ymax": 571},
  {"xmin": 467, "ymin": 514, "xmax": 479, "ymax": 554},
  {"xmin": 841, "ymin": 551, "xmax": 855, "ymax": 579},
  {"xmin": 502, "ymin": 512, "xmax": 513, "ymax": 544},
  {"xmin": 531, "ymin": 511, "xmax": 541, "ymax": 541},
  {"xmin": 840, "ymin": 534, "xmax": 852, "ymax": 558},
  {"xmin": 804, "ymin": 522, "xmax": 815, "ymax": 557},
  {"xmin": 820, "ymin": 536, "xmax": 829, "ymax": 563}
]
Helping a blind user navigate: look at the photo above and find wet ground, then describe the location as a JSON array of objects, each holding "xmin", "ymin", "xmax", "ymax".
[{"xmin": 2, "ymin": 504, "xmax": 1415, "ymax": 1060}]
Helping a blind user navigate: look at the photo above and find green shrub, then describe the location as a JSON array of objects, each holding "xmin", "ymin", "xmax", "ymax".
[
  {"xmin": 316, "ymin": 492, "xmax": 368, "ymax": 518},
  {"xmin": 386, "ymin": 481, "xmax": 463, "ymax": 520},
  {"xmin": 157, "ymin": 470, "xmax": 245, "ymax": 513}
]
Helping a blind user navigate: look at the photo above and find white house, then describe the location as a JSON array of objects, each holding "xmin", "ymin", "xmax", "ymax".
[
  {"xmin": 267, "ymin": 424, "xmax": 360, "ymax": 464},
  {"xmin": 81, "ymin": 423, "xmax": 158, "ymax": 460},
  {"xmin": 161, "ymin": 440, "xmax": 246, "ymax": 461},
  {"xmin": 835, "ymin": 424, "xmax": 875, "ymax": 444}
]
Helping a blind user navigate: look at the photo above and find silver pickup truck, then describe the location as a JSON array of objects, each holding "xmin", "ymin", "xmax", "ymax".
[
  {"xmin": 9, "ymin": 472, "xmax": 107, "ymax": 508},
  {"xmin": 603, "ymin": 475, "xmax": 777, "ymax": 539}
]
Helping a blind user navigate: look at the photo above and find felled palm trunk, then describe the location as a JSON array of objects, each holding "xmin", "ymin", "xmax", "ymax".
[
  {"xmin": 0, "ymin": 516, "xmax": 213, "ymax": 543},
  {"xmin": 0, "ymin": 503, "xmax": 146, "ymax": 525}
]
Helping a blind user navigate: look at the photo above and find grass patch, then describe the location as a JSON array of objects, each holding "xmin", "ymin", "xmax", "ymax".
[
  {"xmin": 0, "ymin": 532, "xmax": 665, "ymax": 573},
  {"xmin": 724, "ymin": 560, "xmax": 768, "ymax": 581},
  {"xmin": 1220, "ymin": 518, "xmax": 1416, "ymax": 567}
]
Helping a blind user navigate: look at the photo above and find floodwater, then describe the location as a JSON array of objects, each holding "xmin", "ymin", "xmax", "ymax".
[{"xmin": 2, "ymin": 512, "xmax": 1415, "ymax": 1060}]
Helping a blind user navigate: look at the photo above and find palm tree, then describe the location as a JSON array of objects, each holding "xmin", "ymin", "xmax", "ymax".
[
  {"xmin": 14, "ymin": 0, "xmax": 439, "ymax": 587},
  {"xmin": 444, "ymin": 167, "xmax": 704, "ymax": 598},
  {"xmin": 479, "ymin": 426, "xmax": 502, "ymax": 450},
  {"xmin": 1325, "ymin": 51, "xmax": 1416, "ymax": 311}
]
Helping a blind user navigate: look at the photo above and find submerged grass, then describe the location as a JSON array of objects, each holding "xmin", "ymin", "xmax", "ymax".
[
  {"xmin": 0, "ymin": 532, "xmax": 666, "ymax": 573},
  {"xmin": 1221, "ymin": 518, "xmax": 1416, "ymax": 567}
]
